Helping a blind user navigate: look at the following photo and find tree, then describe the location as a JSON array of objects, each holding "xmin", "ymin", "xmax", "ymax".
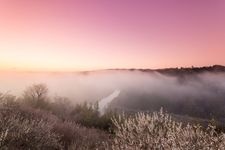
[{"xmin": 23, "ymin": 84, "xmax": 49, "ymax": 109}]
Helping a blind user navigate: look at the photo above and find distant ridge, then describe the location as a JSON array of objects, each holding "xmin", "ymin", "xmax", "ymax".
[
  {"xmin": 106, "ymin": 65, "xmax": 225, "ymax": 76},
  {"xmin": 155, "ymin": 65, "xmax": 225, "ymax": 76},
  {"xmin": 1, "ymin": 65, "xmax": 225, "ymax": 75}
]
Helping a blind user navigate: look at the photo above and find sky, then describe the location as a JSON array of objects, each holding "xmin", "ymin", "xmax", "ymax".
[{"xmin": 0, "ymin": 0, "xmax": 225, "ymax": 71}]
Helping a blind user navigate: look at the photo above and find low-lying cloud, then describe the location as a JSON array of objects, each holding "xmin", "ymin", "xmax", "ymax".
[{"xmin": 0, "ymin": 70, "xmax": 225, "ymax": 119}]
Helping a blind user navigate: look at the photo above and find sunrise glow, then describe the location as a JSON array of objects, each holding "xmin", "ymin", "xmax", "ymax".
[{"xmin": 1, "ymin": 0, "xmax": 225, "ymax": 71}]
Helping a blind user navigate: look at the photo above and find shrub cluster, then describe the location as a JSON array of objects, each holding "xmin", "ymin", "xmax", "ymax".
[
  {"xmin": 0, "ymin": 84, "xmax": 111, "ymax": 150},
  {"xmin": 109, "ymin": 109, "xmax": 225, "ymax": 149},
  {"xmin": 1, "ymin": 84, "xmax": 225, "ymax": 149},
  {"xmin": 0, "ymin": 106, "xmax": 61, "ymax": 149}
]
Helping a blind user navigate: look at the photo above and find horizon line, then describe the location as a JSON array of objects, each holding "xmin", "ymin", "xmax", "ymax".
[{"xmin": 0, "ymin": 64, "xmax": 224, "ymax": 74}]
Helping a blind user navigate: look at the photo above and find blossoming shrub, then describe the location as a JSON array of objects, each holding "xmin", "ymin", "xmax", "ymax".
[
  {"xmin": 0, "ymin": 93, "xmax": 111, "ymax": 150},
  {"xmin": 110, "ymin": 109, "xmax": 225, "ymax": 150},
  {"xmin": 0, "ymin": 107, "xmax": 62, "ymax": 150}
]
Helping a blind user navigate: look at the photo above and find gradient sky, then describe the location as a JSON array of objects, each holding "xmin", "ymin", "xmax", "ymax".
[{"xmin": 0, "ymin": 0, "xmax": 225, "ymax": 71}]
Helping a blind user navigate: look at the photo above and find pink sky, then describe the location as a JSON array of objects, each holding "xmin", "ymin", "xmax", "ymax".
[{"xmin": 0, "ymin": 0, "xmax": 225, "ymax": 71}]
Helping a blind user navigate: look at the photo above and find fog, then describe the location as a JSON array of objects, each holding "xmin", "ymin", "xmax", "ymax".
[
  {"xmin": 99, "ymin": 90, "xmax": 120, "ymax": 116},
  {"xmin": 1, "ymin": 70, "xmax": 225, "ymax": 119}
]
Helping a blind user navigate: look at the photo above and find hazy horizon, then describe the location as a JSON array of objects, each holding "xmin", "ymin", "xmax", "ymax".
[{"xmin": 0, "ymin": 64, "xmax": 224, "ymax": 73}]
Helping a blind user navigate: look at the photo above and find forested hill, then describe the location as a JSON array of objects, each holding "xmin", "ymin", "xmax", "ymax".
[{"xmin": 107, "ymin": 65, "xmax": 225, "ymax": 76}]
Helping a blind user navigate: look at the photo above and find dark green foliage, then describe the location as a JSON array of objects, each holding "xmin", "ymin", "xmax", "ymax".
[
  {"xmin": 53, "ymin": 121, "xmax": 109, "ymax": 150},
  {"xmin": 69, "ymin": 102, "xmax": 115, "ymax": 131},
  {"xmin": 50, "ymin": 96, "xmax": 74, "ymax": 121}
]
